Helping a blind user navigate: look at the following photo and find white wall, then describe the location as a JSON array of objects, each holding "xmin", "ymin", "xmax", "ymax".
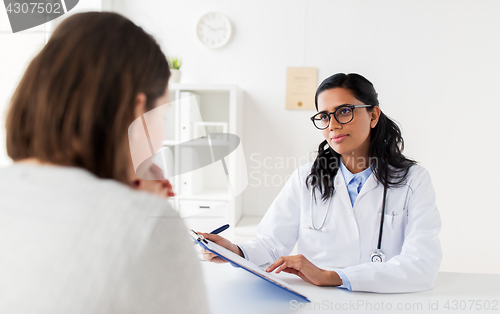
[
  {"xmin": 108, "ymin": 0, "xmax": 500, "ymax": 275},
  {"xmin": 0, "ymin": 13, "xmax": 45, "ymax": 166},
  {"xmin": 0, "ymin": 0, "xmax": 102, "ymax": 166},
  {"xmin": 2, "ymin": 0, "xmax": 499, "ymax": 274}
]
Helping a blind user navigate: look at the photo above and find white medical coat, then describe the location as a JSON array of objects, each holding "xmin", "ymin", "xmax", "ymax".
[{"xmin": 239, "ymin": 162, "xmax": 442, "ymax": 293}]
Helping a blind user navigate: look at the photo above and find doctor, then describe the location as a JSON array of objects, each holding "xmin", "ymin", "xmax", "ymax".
[{"xmin": 200, "ymin": 73, "xmax": 442, "ymax": 293}]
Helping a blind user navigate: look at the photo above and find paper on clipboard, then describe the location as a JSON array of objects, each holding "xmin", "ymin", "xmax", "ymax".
[{"xmin": 190, "ymin": 230, "xmax": 310, "ymax": 302}]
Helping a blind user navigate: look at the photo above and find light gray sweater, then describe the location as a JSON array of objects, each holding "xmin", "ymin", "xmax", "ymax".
[{"xmin": 0, "ymin": 163, "xmax": 209, "ymax": 314}]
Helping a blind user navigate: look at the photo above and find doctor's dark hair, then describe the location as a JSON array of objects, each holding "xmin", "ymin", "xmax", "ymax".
[
  {"xmin": 6, "ymin": 12, "xmax": 170, "ymax": 184},
  {"xmin": 306, "ymin": 73, "xmax": 417, "ymax": 202}
]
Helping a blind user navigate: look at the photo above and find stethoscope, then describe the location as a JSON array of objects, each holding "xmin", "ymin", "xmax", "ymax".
[{"xmin": 309, "ymin": 176, "xmax": 389, "ymax": 263}]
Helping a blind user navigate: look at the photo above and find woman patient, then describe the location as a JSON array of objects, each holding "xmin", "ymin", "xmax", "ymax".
[{"xmin": 0, "ymin": 12, "xmax": 208, "ymax": 314}]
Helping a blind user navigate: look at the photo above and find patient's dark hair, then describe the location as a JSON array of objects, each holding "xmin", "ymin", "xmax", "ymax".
[
  {"xmin": 306, "ymin": 73, "xmax": 417, "ymax": 202},
  {"xmin": 6, "ymin": 12, "xmax": 170, "ymax": 184}
]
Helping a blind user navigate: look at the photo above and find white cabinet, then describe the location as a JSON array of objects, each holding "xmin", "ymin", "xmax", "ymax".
[{"xmin": 162, "ymin": 83, "xmax": 244, "ymax": 232}]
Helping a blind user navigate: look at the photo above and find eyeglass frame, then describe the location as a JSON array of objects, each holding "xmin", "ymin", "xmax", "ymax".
[{"xmin": 310, "ymin": 104, "xmax": 374, "ymax": 130}]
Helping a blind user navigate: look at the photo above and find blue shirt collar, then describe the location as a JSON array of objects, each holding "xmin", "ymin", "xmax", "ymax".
[{"xmin": 339, "ymin": 158, "xmax": 373, "ymax": 186}]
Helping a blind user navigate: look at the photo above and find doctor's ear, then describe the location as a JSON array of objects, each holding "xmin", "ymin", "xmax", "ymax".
[{"xmin": 370, "ymin": 106, "xmax": 381, "ymax": 128}]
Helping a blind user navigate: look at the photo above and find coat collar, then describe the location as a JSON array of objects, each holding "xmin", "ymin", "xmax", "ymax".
[
  {"xmin": 339, "ymin": 159, "xmax": 373, "ymax": 187},
  {"xmin": 334, "ymin": 167, "xmax": 381, "ymax": 208},
  {"xmin": 357, "ymin": 171, "xmax": 382, "ymax": 200}
]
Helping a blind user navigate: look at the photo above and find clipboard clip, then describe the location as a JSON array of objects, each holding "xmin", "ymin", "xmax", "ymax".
[
  {"xmin": 190, "ymin": 229, "xmax": 239, "ymax": 268},
  {"xmin": 190, "ymin": 229, "xmax": 208, "ymax": 244}
]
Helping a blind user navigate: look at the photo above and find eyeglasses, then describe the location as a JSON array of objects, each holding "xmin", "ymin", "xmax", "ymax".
[{"xmin": 310, "ymin": 104, "xmax": 373, "ymax": 130}]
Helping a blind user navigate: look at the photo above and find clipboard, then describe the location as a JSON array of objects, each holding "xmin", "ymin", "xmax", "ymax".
[{"xmin": 191, "ymin": 230, "xmax": 310, "ymax": 302}]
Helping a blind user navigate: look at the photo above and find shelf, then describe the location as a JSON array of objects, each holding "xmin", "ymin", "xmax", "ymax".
[
  {"xmin": 161, "ymin": 138, "xmax": 235, "ymax": 147},
  {"xmin": 169, "ymin": 83, "xmax": 241, "ymax": 92},
  {"xmin": 164, "ymin": 83, "xmax": 243, "ymax": 227},
  {"xmin": 175, "ymin": 188, "xmax": 231, "ymax": 201},
  {"xmin": 161, "ymin": 140, "xmax": 177, "ymax": 146}
]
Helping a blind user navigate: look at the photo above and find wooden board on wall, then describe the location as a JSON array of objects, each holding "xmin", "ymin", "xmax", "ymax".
[{"xmin": 285, "ymin": 67, "xmax": 317, "ymax": 110}]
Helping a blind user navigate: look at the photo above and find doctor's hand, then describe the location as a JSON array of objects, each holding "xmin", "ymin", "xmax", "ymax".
[
  {"xmin": 265, "ymin": 254, "xmax": 343, "ymax": 286},
  {"xmin": 198, "ymin": 232, "xmax": 244, "ymax": 263}
]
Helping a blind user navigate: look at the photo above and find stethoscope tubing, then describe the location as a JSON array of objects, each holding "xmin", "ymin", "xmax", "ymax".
[
  {"xmin": 309, "ymin": 172, "xmax": 389, "ymax": 253},
  {"xmin": 377, "ymin": 183, "xmax": 388, "ymax": 250}
]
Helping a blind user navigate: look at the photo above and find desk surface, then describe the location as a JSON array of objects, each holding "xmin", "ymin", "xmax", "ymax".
[{"xmin": 200, "ymin": 261, "xmax": 500, "ymax": 314}]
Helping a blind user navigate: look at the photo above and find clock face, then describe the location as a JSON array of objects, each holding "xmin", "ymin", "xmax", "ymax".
[{"xmin": 196, "ymin": 12, "xmax": 232, "ymax": 49}]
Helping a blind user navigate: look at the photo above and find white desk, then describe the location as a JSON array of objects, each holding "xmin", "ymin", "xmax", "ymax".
[{"xmin": 200, "ymin": 261, "xmax": 500, "ymax": 314}]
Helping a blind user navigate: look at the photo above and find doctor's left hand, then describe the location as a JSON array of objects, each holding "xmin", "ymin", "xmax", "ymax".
[{"xmin": 265, "ymin": 254, "xmax": 342, "ymax": 286}]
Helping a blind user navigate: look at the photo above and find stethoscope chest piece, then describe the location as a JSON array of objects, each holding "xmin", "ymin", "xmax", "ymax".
[{"xmin": 370, "ymin": 249, "xmax": 386, "ymax": 263}]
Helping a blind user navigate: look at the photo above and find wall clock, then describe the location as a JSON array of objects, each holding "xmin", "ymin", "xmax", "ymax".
[{"xmin": 196, "ymin": 12, "xmax": 232, "ymax": 49}]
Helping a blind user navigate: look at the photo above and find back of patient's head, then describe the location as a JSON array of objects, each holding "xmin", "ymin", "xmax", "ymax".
[{"xmin": 6, "ymin": 12, "xmax": 170, "ymax": 184}]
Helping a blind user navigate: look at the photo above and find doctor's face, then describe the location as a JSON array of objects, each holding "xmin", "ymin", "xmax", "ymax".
[{"xmin": 316, "ymin": 88, "xmax": 379, "ymax": 159}]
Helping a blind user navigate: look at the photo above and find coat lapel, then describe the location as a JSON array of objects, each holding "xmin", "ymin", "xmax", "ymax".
[
  {"xmin": 334, "ymin": 169, "xmax": 354, "ymax": 211},
  {"xmin": 356, "ymin": 171, "xmax": 381, "ymax": 201}
]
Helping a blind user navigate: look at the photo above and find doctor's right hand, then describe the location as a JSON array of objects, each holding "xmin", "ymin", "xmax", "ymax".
[{"xmin": 197, "ymin": 232, "xmax": 245, "ymax": 263}]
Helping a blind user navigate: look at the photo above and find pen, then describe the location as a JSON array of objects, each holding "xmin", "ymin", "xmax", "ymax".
[
  {"xmin": 192, "ymin": 224, "xmax": 230, "ymax": 245},
  {"xmin": 210, "ymin": 224, "xmax": 230, "ymax": 235}
]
